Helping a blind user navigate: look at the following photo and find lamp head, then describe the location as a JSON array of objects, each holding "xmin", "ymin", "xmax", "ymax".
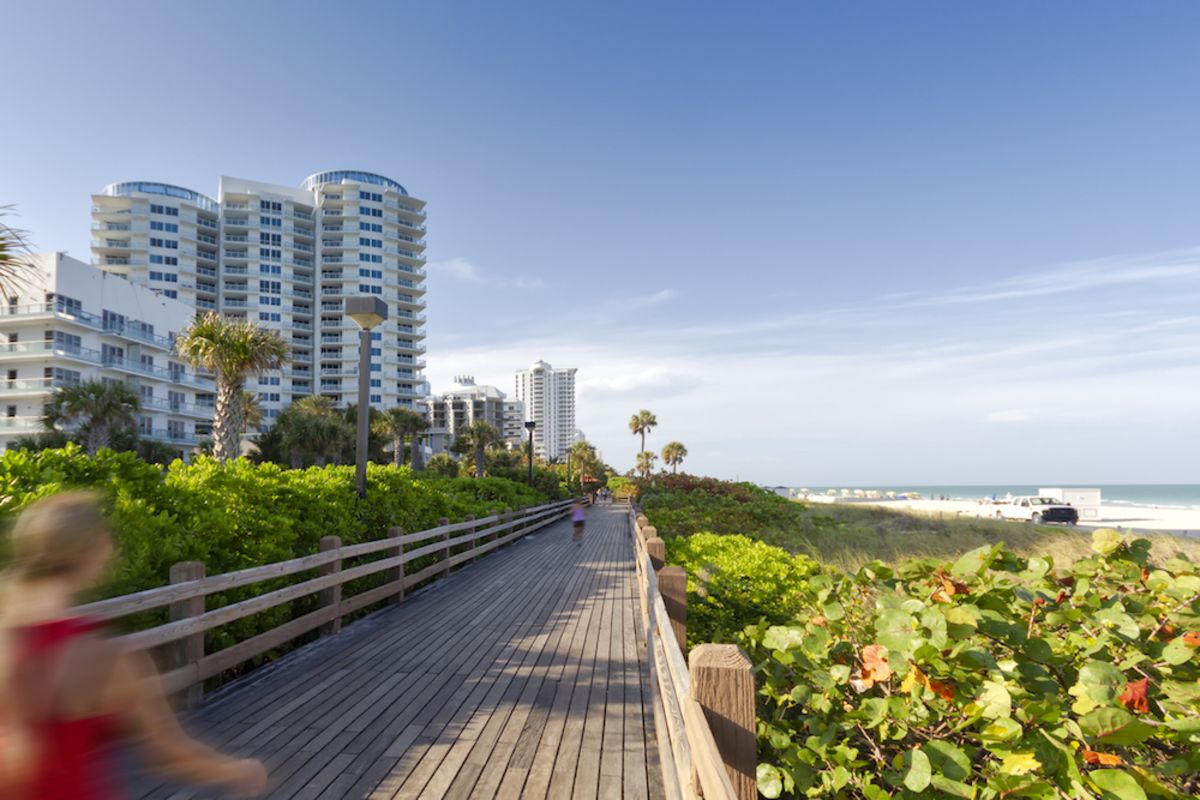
[
  {"xmin": 524, "ymin": 420, "xmax": 537, "ymax": 431},
  {"xmin": 346, "ymin": 296, "xmax": 388, "ymax": 330}
]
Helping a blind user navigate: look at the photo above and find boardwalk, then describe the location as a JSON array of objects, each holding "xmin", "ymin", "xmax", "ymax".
[{"xmin": 130, "ymin": 505, "xmax": 664, "ymax": 800}]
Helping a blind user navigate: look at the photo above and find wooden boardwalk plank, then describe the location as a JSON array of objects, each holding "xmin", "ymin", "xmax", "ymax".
[{"xmin": 126, "ymin": 506, "xmax": 660, "ymax": 800}]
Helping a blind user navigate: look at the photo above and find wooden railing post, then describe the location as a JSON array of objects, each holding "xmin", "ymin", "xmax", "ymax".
[
  {"xmin": 499, "ymin": 507, "xmax": 511, "ymax": 547},
  {"xmin": 385, "ymin": 526, "xmax": 405, "ymax": 604},
  {"xmin": 659, "ymin": 566, "xmax": 687, "ymax": 654},
  {"xmin": 646, "ymin": 535, "xmax": 665, "ymax": 571},
  {"xmin": 438, "ymin": 517, "xmax": 450, "ymax": 574},
  {"xmin": 465, "ymin": 514, "xmax": 480, "ymax": 561},
  {"xmin": 689, "ymin": 644, "xmax": 757, "ymax": 800},
  {"xmin": 318, "ymin": 536, "xmax": 342, "ymax": 636},
  {"xmin": 167, "ymin": 560, "xmax": 205, "ymax": 709}
]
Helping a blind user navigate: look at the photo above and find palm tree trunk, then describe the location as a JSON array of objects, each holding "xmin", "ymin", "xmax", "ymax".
[
  {"xmin": 86, "ymin": 424, "xmax": 107, "ymax": 456},
  {"xmin": 412, "ymin": 434, "xmax": 424, "ymax": 471},
  {"xmin": 672, "ymin": 462, "xmax": 678, "ymax": 474},
  {"xmin": 213, "ymin": 377, "xmax": 242, "ymax": 462},
  {"xmin": 640, "ymin": 430, "xmax": 646, "ymax": 454},
  {"xmin": 393, "ymin": 434, "xmax": 404, "ymax": 467},
  {"xmin": 290, "ymin": 450, "xmax": 303, "ymax": 469},
  {"xmin": 475, "ymin": 444, "xmax": 484, "ymax": 478}
]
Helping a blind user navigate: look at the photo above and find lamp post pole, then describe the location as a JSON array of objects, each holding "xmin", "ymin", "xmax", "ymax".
[
  {"xmin": 345, "ymin": 297, "xmax": 388, "ymax": 499},
  {"xmin": 525, "ymin": 420, "xmax": 536, "ymax": 486},
  {"xmin": 356, "ymin": 326, "xmax": 370, "ymax": 496}
]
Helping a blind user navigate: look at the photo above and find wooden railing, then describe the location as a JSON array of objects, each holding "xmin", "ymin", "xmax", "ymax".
[
  {"xmin": 74, "ymin": 499, "xmax": 577, "ymax": 706},
  {"xmin": 629, "ymin": 506, "xmax": 756, "ymax": 800}
]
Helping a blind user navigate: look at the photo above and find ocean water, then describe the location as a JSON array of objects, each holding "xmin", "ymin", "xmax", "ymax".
[{"xmin": 795, "ymin": 485, "xmax": 1200, "ymax": 510}]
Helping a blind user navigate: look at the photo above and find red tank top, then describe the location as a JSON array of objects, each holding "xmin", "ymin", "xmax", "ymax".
[{"xmin": 11, "ymin": 617, "xmax": 120, "ymax": 800}]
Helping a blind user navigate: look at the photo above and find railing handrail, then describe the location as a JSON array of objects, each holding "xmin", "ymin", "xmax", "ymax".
[{"xmin": 75, "ymin": 499, "xmax": 573, "ymax": 621}]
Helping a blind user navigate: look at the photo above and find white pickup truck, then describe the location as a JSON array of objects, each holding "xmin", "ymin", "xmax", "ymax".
[{"xmin": 996, "ymin": 496, "xmax": 1079, "ymax": 525}]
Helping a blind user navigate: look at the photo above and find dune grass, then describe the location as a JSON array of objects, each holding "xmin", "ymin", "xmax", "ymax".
[{"xmin": 639, "ymin": 477, "xmax": 1200, "ymax": 570}]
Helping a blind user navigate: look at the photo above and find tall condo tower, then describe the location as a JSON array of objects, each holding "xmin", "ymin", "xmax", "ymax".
[
  {"xmin": 513, "ymin": 360, "xmax": 577, "ymax": 461},
  {"xmin": 89, "ymin": 171, "xmax": 427, "ymax": 428}
]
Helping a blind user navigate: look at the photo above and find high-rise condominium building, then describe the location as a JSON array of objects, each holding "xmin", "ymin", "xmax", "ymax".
[
  {"xmin": 513, "ymin": 360, "xmax": 577, "ymax": 461},
  {"xmin": 0, "ymin": 253, "xmax": 215, "ymax": 456},
  {"xmin": 90, "ymin": 171, "xmax": 427, "ymax": 427},
  {"xmin": 425, "ymin": 376, "xmax": 519, "ymax": 455}
]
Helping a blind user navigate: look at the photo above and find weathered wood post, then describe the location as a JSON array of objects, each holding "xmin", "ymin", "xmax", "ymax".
[
  {"xmin": 658, "ymin": 566, "xmax": 688, "ymax": 653},
  {"xmin": 167, "ymin": 561, "xmax": 205, "ymax": 709},
  {"xmin": 385, "ymin": 526, "xmax": 405, "ymax": 604},
  {"xmin": 465, "ymin": 514, "xmax": 480, "ymax": 561},
  {"xmin": 438, "ymin": 517, "xmax": 450, "ymax": 574},
  {"xmin": 689, "ymin": 644, "xmax": 756, "ymax": 799},
  {"xmin": 501, "ymin": 507, "xmax": 511, "ymax": 544},
  {"xmin": 318, "ymin": 536, "xmax": 342, "ymax": 637},
  {"xmin": 636, "ymin": 513, "xmax": 649, "ymax": 530},
  {"xmin": 646, "ymin": 533, "xmax": 665, "ymax": 571}
]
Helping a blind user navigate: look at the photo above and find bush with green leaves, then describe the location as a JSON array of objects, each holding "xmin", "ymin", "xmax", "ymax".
[
  {"xmin": 717, "ymin": 530, "xmax": 1200, "ymax": 799},
  {"xmin": 0, "ymin": 446, "xmax": 552, "ymax": 677}
]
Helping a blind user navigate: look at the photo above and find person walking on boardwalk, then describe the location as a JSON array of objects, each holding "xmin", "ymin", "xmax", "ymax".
[
  {"xmin": 571, "ymin": 500, "xmax": 587, "ymax": 546},
  {"xmin": 0, "ymin": 492, "xmax": 268, "ymax": 800}
]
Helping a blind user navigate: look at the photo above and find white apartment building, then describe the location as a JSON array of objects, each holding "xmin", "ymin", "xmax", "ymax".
[
  {"xmin": 513, "ymin": 360, "xmax": 577, "ymax": 461},
  {"xmin": 426, "ymin": 377, "xmax": 523, "ymax": 455},
  {"xmin": 90, "ymin": 171, "xmax": 427, "ymax": 428},
  {"xmin": 502, "ymin": 400, "xmax": 526, "ymax": 447},
  {"xmin": 0, "ymin": 253, "xmax": 215, "ymax": 455}
]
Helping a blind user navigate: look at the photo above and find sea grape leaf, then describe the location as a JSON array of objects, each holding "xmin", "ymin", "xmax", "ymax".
[
  {"xmin": 1077, "ymin": 660, "xmax": 1126, "ymax": 705},
  {"xmin": 1000, "ymin": 752, "xmax": 1041, "ymax": 776},
  {"xmin": 980, "ymin": 716, "xmax": 1023, "ymax": 743},
  {"xmin": 978, "ymin": 680, "xmax": 1013, "ymax": 719},
  {"xmin": 1079, "ymin": 708, "xmax": 1155, "ymax": 746},
  {"xmin": 757, "ymin": 764, "xmax": 784, "ymax": 799},
  {"xmin": 952, "ymin": 545, "xmax": 994, "ymax": 577},
  {"xmin": 1162, "ymin": 638, "xmax": 1194, "ymax": 666},
  {"xmin": 902, "ymin": 748, "xmax": 932, "ymax": 793},
  {"xmin": 762, "ymin": 625, "xmax": 805, "ymax": 652},
  {"xmin": 922, "ymin": 740, "xmax": 970, "ymax": 782},
  {"xmin": 1089, "ymin": 769, "xmax": 1147, "ymax": 800}
]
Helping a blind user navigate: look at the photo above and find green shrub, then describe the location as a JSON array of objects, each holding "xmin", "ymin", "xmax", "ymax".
[
  {"xmin": 0, "ymin": 447, "xmax": 552, "ymax": 676},
  {"xmin": 666, "ymin": 532, "xmax": 820, "ymax": 647}
]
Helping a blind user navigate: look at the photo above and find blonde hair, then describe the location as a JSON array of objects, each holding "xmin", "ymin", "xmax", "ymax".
[{"xmin": 5, "ymin": 491, "xmax": 111, "ymax": 581}]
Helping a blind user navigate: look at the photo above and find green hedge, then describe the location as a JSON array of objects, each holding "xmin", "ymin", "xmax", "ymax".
[{"xmin": 0, "ymin": 446, "xmax": 551, "ymax": 678}]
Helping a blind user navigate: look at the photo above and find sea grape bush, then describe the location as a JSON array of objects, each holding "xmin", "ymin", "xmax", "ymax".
[
  {"xmin": 0, "ymin": 446, "xmax": 551, "ymax": 661},
  {"xmin": 676, "ymin": 529, "xmax": 1200, "ymax": 799}
]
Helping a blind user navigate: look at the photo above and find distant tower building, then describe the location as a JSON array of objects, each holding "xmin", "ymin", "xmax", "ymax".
[
  {"xmin": 513, "ymin": 360, "xmax": 577, "ymax": 461},
  {"xmin": 89, "ymin": 170, "xmax": 427, "ymax": 428}
]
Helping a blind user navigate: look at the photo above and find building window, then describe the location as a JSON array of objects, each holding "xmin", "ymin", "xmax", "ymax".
[
  {"xmin": 150, "ymin": 221, "xmax": 178, "ymax": 232},
  {"xmin": 164, "ymin": 290, "xmax": 177, "ymax": 299},
  {"xmin": 359, "ymin": 222, "xmax": 383, "ymax": 233},
  {"xmin": 260, "ymin": 216, "xmax": 282, "ymax": 227},
  {"xmin": 260, "ymin": 232, "xmax": 281, "ymax": 246},
  {"xmin": 358, "ymin": 191, "xmax": 383, "ymax": 202},
  {"xmin": 149, "ymin": 204, "xmax": 179, "ymax": 217},
  {"xmin": 359, "ymin": 207, "xmax": 383, "ymax": 218},
  {"xmin": 259, "ymin": 264, "xmax": 281, "ymax": 275},
  {"xmin": 358, "ymin": 237, "xmax": 382, "ymax": 248}
]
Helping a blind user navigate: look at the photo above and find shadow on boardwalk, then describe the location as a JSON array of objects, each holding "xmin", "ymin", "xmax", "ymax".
[{"xmin": 127, "ymin": 505, "xmax": 664, "ymax": 800}]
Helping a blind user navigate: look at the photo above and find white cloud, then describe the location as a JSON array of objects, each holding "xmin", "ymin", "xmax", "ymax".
[
  {"xmin": 426, "ymin": 256, "xmax": 542, "ymax": 289},
  {"xmin": 986, "ymin": 409, "xmax": 1033, "ymax": 423},
  {"xmin": 624, "ymin": 288, "xmax": 677, "ymax": 308}
]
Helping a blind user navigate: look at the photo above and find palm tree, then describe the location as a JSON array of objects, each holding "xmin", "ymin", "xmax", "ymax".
[
  {"xmin": 175, "ymin": 313, "xmax": 288, "ymax": 461},
  {"xmin": 569, "ymin": 440, "xmax": 598, "ymax": 486},
  {"xmin": 635, "ymin": 450, "xmax": 658, "ymax": 479},
  {"xmin": 374, "ymin": 407, "xmax": 427, "ymax": 468},
  {"xmin": 459, "ymin": 420, "xmax": 503, "ymax": 478},
  {"xmin": 287, "ymin": 396, "xmax": 352, "ymax": 467},
  {"xmin": 405, "ymin": 410, "xmax": 429, "ymax": 471},
  {"xmin": 0, "ymin": 206, "xmax": 36, "ymax": 301},
  {"xmin": 42, "ymin": 380, "xmax": 140, "ymax": 455},
  {"xmin": 240, "ymin": 390, "xmax": 264, "ymax": 438},
  {"xmin": 661, "ymin": 441, "xmax": 688, "ymax": 474},
  {"xmin": 629, "ymin": 409, "xmax": 658, "ymax": 459}
]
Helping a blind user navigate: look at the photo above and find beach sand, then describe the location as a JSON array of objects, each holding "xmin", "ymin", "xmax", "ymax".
[{"xmin": 803, "ymin": 495, "xmax": 1200, "ymax": 536}]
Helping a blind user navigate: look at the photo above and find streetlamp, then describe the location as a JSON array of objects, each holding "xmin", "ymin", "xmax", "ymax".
[
  {"xmin": 524, "ymin": 420, "xmax": 537, "ymax": 486},
  {"xmin": 346, "ymin": 296, "xmax": 388, "ymax": 499}
]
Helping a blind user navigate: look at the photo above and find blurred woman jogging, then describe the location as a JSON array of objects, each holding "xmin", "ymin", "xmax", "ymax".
[
  {"xmin": 0, "ymin": 492, "xmax": 267, "ymax": 799},
  {"xmin": 571, "ymin": 500, "xmax": 587, "ymax": 546}
]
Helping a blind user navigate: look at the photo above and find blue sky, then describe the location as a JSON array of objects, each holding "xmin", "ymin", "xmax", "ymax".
[{"xmin": 3, "ymin": 1, "xmax": 1199, "ymax": 484}]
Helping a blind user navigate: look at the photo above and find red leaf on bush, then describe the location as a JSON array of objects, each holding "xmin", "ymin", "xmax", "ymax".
[
  {"xmin": 928, "ymin": 679, "xmax": 955, "ymax": 702},
  {"xmin": 1082, "ymin": 749, "xmax": 1124, "ymax": 766},
  {"xmin": 1119, "ymin": 677, "xmax": 1149, "ymax": 713},
  {"xmin": 1054, "ymin": 590, "xmax": 1067, "ymax": 604},
  {"xmin": 861, "ymin": 644, "xmax": 892, "ymax": 684},
  {"xmin": 1183, "ymin": 631, "xmax": 1200, "ymax": 647},
  {"xmin": 811, "ymin": 615, "xmax": 827, "ymax": 627}
]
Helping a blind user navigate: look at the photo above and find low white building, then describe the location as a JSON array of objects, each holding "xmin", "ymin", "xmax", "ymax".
[
  {"xmin": 426, "ymin": 377, "xmax": 518, "ymax": 455},
  {"xmin": 0, "ymin": 253, "xmax": 214, "ymax": 457}
]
